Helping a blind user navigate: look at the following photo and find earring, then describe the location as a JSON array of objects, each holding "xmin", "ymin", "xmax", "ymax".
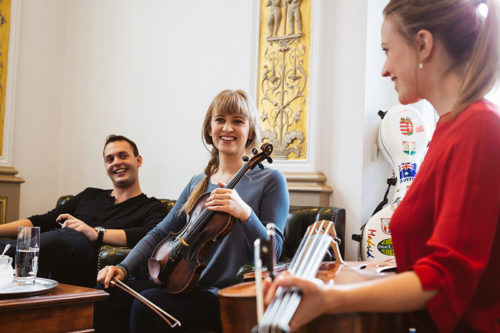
[{"xmin": 418, "ymin": 63, "xmax": 423, "ymax": 69}]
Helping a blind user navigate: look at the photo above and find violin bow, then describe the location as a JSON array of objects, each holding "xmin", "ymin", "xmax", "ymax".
[{"xmin": 111, "ymin": 277, "xmax": 181, "ymax": 328}]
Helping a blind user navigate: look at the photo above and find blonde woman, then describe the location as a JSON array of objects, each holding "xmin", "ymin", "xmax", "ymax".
[{"xmin": 95, "ymin": 90, "xmax": 289, "ymax": 332}]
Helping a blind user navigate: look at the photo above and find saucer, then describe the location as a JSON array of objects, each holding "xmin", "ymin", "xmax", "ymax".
[{"xmin": 0, "ymin": 278, "xmax": 58, "ymax": 299}]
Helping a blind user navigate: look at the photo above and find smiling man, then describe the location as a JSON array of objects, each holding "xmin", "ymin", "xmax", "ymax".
[{"xmin": 0, "ymin": 135, "xmax": 167, "ymax": 287}]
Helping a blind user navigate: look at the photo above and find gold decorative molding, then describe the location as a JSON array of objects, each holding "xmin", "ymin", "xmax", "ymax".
[
  {"xmin": 284, "ymin": 171, "xmax": 333, "ymax": 206},
  {"xmin": 258, "ymin": 0, "xmax": 311, "ymax": 160},
  {"xmin": 0, "ymin": 166, "xmax": 24, "ymax": 183},
  {"xmin": 0, "ymin": 166, "xmax": 24, "ymax": 223},
  {"xmin": 0, "ymin": 196, "xmax": 6, "ymax": 224},
  {"xmin": 0, "ymin": 0, "xmax": 11, "ymax": 156}
]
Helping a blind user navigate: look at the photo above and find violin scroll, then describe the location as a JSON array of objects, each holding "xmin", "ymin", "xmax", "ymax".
[
  {"xmin": 260, "ymin": 142, "xmax": 273, "ymax": 155},
  {"xmin": 244, "ymin": 143, "xmax": 273, "ymax": 166}
]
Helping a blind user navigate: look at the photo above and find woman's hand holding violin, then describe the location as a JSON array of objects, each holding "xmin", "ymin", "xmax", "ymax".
[
  {"xmin": 97, "ymin": 265, "xmax": 126, "ymax": 289},
  {"xmin": 205, "ymin": 182, "xmax": 252, "ymax": 221}
]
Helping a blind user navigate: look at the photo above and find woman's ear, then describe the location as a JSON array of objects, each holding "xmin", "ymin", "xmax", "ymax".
[
  {"xmin": 248, "ymin": 129, "xmax": 254, "ymax": 142},
  {"xmin": 416, "ymin": 29, "xmax": 434, "ymax": 63}
]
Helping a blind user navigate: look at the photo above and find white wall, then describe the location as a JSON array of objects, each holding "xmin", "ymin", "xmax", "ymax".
[
  {"xmin": 8, "ymin": 0, "xmax": 404, "ymax": 260},
  {"xmin": 58, "ymin": 0, "xmax": 256, "ymax": 201},
  {"xmin": 10, "ymin": 0, "xmax": 256, "ymax": 216},
  {"xmin": 315, "ymin": 0, "xmax": 368, "ymax": 260},
  {"xmin": 11, "ymin": 0, "xmax": 67, "ymax": 215}
]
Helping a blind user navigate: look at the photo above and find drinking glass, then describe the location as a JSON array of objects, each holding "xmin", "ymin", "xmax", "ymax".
[{"xmin": 14, "ymin": 226, "xmax": 40, "ymax": 285}]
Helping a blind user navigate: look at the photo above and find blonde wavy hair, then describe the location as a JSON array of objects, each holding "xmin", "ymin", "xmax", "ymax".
[{"xmin": 181, "ymin": 89, "xmax": 262, "ymax": 215}]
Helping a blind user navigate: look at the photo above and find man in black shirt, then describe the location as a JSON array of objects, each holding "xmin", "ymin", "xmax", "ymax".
[{"xmin": 0, "ymin": 135, "xmax": 167, "ymax": 286}]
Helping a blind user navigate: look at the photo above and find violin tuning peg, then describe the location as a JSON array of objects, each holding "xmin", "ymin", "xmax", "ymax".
[
  {"xmin": 266, "ymin": 157, "xmax": 273, "ymax": 164},
  {"xmin": 258, "ymin": 163, "xmax": 264, "ymax": 169},
  {"xmin": 242, "ymin": 156, "xmax": 249, "ymax": 162},
  {"xmin": 252, "ymin": 148, "xmax": 258, "ymax": 155}
]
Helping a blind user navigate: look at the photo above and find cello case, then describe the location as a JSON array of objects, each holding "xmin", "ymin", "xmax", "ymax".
[{"xmin": 361, "ymin": 104, "xmax": 428, "ymax": 261}]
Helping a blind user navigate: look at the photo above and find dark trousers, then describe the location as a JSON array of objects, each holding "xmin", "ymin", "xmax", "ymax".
[
  {"xmin": 0, "ymin": 228, "xmax": 98, "ymax": 287},
  {"xmin": 94, "ymin": 279, "xmax": 221, "ymax": 333}
]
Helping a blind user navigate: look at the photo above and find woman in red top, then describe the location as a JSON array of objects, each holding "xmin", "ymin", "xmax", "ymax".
[{"xmin": 265, "ymin": 0, "xmax": 500, "ymax": 332}]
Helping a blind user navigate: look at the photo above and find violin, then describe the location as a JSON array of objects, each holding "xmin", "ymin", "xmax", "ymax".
[
  {"xmin": 148, "ymin": 143, "xmax": 274, "ymax": 294},
  {"xmin": 219, "ymin": 220, "xmax": 409, "ymax": 333}
]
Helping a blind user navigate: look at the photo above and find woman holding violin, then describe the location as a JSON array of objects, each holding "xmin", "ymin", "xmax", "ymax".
[
  {"xmin": 265, "ymin": 1, "xmax": 500, "ymax": 332},
  {"xmin": 94, "ymin": 89, "xmax": 289, "ymax": 332}
]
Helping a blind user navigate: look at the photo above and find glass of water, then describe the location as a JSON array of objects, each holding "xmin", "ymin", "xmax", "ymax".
[{"xmin": 14, "ymin": 226, "xmax": 40, "ymax": 286}]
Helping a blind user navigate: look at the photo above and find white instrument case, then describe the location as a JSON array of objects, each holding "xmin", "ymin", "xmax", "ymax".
[{"xmin": 360, "ymin": 105, "xmax": 428, "ymax": 262}]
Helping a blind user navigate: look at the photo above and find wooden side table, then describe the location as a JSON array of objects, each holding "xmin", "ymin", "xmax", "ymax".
[{"xmin": 0, "ymin": 283, "xmax": 108, "ymax": 333}]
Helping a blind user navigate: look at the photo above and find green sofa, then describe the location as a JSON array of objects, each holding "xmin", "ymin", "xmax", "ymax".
[{"xmin": 55, "ymin": 196, "xmax": 346, "ymax": 277}]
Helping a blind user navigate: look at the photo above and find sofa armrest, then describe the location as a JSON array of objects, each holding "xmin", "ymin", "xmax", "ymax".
[
  {"xmin": 97, "ymin": 245, "xmax": 131, "ymax": 270},
  {"xmin": 97, "ymin": 245, "xmax": 151, "ymax": 280}
]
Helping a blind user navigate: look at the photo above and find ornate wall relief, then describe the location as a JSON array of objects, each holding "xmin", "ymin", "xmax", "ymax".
[{"xmin": 258, "ymin": 0, "xmax": 311, "ymax": 160}]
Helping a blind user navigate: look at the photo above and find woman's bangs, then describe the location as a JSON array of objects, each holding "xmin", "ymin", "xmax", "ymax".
[{"xmin": 214, "ymin": 93, "xmax": 250, "ymax": 118}]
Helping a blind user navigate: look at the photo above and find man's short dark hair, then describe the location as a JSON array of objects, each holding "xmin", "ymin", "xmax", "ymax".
[{"xmin": 103, "ymin": 135, "xmax": 139, "ymax": 157}]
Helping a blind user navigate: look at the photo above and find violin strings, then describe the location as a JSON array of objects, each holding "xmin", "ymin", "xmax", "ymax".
[
  {"xmin": 260, "ymin": 235, "xmax": 331, "ymax": 332},
  {"xmin": 287, "ymin": 222, "xmax": 316, "ymax": 272},
  {"xmin": 260, "ymin": 227, "xmax": 324, "ymax": 324},
  {"xmin": 276, "ymin": 232, "xmax": 332, "ymax": 329},
  {"xmin": 290, "ymin": 220, "xmax": 330, "ymax": 276},
  {"xmin": 296, "ymin": 229, "xmax": 331, "ymax": 278},
  {"xmin": 265, "ymin": 233, "xmax": 324, "ymax": 322},
  {"xmin": 288, "ymin": 220, "xmax": 330, "ymax": 274},
  {"xmin": 180, "ymin": 164, "xmax": 251, "ymax": 245},
  {"xmin": 164, "ymin": 160, "xmax": 261, "ymax": 284}
]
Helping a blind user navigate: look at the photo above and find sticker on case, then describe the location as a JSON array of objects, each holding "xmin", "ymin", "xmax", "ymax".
[
  {"xmin": 399, "ymin": 162, "xmax": 417, "ymax": 182},
  {"xmin": 400, "ymin": 117, "xmax": 414, "ymax": 136},
  {"xmin": 377, "ymin": 238, "xmax": 394, "ymax": 256},
  {"xmin": 381, "ymin": 218, "xmax": 391, "ymax": 235},
  {"xmin": 402, "ymin": 141, "xmax": 416, "ymax": 155}
]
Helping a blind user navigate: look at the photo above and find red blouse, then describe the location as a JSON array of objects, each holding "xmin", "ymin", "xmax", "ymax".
[{"xmin": 390, "ymin": 100, "xmax": 500, "ymax": 333}]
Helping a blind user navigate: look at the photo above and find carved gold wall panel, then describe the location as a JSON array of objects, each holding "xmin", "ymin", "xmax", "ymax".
[
  {"xmin": 0, "ymin": 0, "xmax": 11, "ymax": 156},
  {"xmin": 258, "ymin": 0, "xmax": 311, "ymax": 160}
]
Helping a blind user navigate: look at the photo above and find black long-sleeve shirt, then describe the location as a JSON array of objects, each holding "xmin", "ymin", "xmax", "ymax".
[{"xmin": 29, "ymin": 187, "xmax": 167, "ymax": 247}]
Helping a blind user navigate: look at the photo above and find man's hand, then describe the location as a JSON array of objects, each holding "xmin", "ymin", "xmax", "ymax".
[
  {"xmin": 57, "ymin": 214, "xmax": 127, "ymax": 246},
  {"xmin": 57, "ymin": 213, "xmax": 98, "ymax": 242},
  {"xmin": 97, "ymin": 265, "xmax": 126, "ymax": 289}
]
